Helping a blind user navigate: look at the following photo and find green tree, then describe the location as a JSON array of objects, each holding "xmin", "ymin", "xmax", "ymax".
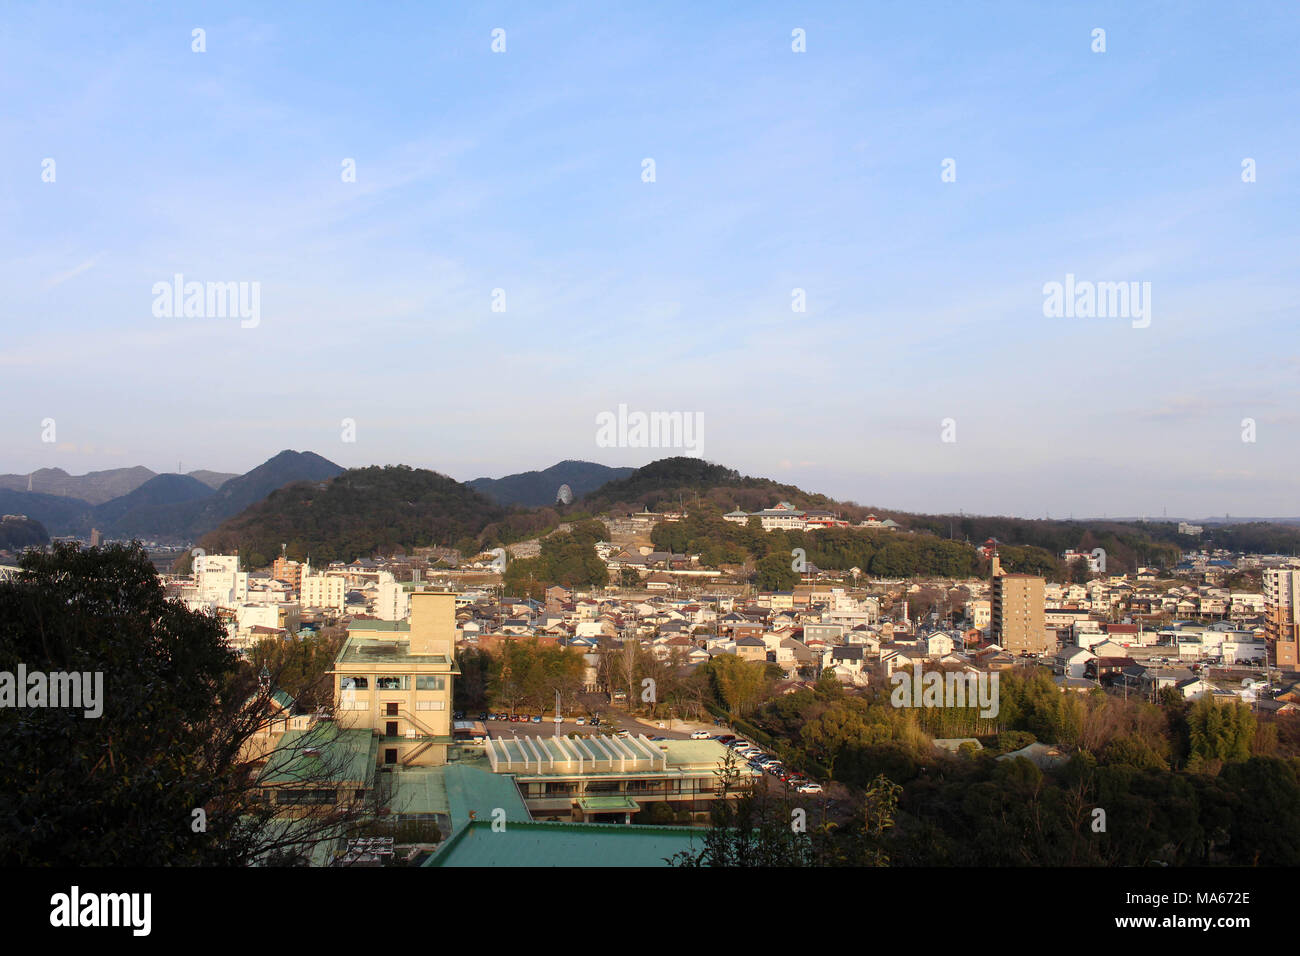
[
  {"xmin": 755, "ymin": 553, "xmax": 798, "ymax": 591},
  {"xmin": 0, "ymin": 542, "xmax": 362, "ymax": 865}
]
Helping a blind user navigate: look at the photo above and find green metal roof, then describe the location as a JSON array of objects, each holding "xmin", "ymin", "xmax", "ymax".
[
  {"xmin": 385, "ymin": 762, "xmax": 531, "ymax": 829},
  {"xmin": 348, "ymin": 620, "xmax": 411, "ymax": 633},
  {"xmin": 444, "ymin": 764, "xmax": 531, "ymax": 829},
  {"xmin": 425, "ymin": 821, "xmax": 703, "ymax": 867},
  {"xmin": 257, "ymin": 724, "xmax": 377, "ymax": 787}
]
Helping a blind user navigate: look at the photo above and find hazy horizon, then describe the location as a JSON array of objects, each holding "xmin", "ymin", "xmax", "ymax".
[{"xmin": 6, "ymin": 450, "xmax": 1299, "ymax": 524}]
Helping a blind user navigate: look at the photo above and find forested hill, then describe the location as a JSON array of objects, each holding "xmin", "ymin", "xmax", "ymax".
[
  {"xmin": 198, "ymin": 465, "xmax": 564, "ymax": 566},
  {"xmin": 580, "ymin": 457, "xmax": 870, "ymax": 519}
]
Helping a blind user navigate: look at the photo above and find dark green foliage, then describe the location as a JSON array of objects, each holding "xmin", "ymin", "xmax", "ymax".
[
  {"xmin": 201, "ymin": 464, "xmax": 508, "ymax": 566},
  {"xmin": 0, "ymin": 542, "xmax": 372, "ymax": 865},
  {"xmin": 0, "ymin": 515, "xmax": 48, "ymax": 551},
  {"xmin": 502, "ymin": 528, "xmax": 609, "ymax": 595}
]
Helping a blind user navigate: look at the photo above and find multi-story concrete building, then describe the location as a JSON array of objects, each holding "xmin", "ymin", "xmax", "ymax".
[
  {"xmin": 300, "ymin": 572, "xmax": 345, "ymax": 612},
  {"xmin": 992, "ymin": 570, "xmax": 1048, "ymax": 654},
  {"xmin": 1263, "ymin": 569, "xmax": 1300, "ymax": 670},
  {"xmin": 377, "ymin": 577, "xmax": 410, "ymax": 621},
  {"xmin": 333, "ymin": 591, "xmax": 458, "ymax": 767},
  {"xmin": 196, "ymin": 553, "xmax": 248, "ymax": 606},
  {"xmin": 271, "ymin": 555, "xmax": 303, "ymax": 591}
]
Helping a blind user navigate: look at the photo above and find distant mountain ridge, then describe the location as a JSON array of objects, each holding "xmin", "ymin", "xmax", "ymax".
[
  {"xmin": 186, "ymin": 470, "xmax": 239, "ymax": 490},
  {"xmin": 468, "ymin": 460, "xmax": 636, "ymax": 507},
  {"xmin": 0, "ymin": 451, "xmax": 343, "ymax": 543},
  {"xmin": 0, "ymin": 466, "xmax": 156, "ymax": 505},
  {"xmin": 0, "ymin": 466, "xmax": 238, "ymax": 504}
]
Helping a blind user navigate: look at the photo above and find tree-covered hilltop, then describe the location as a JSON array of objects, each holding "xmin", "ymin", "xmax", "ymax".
[
  {"xmin": 188, "ymin": 453, "xmax": 1300, "ymax": 579},
  {"xmin": 586, "ymin": 457, "xmax": 1289, "ymax": 576},
  {"xmin": 469, "ymin": 460, "xmax": 635, "ymax": 508},
  {"xmin": 651, "ymin": 513, "xmax": 1066, "ymax": 582},
  {"xmin": 581, "ymin": 457, "xmax": 867, "ymax": 518},
  {"xmin": 0, "ymin": 515, "xmax": 48, "ymax": 552},
  {"xmin": 198, "ymin": 465, "xmax": 519, "ymax": 567}
]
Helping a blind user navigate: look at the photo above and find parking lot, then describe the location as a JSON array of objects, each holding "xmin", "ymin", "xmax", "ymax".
[{"xmin": 480, "ymin": 716, "xmax": 607, "ymax": 738}]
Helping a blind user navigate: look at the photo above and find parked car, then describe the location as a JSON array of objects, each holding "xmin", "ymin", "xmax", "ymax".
[
  {"xmin": 453, "ymin": 711, "xmax": 465, "ymax": 720},
  {"xmin": 690, "ymin": 731, "xmax": 711, "ymax": 739},
  {"xmin": 649, "ymin": 735, "xmax": 667, "ymax": 741},
  {"xmin": 717, "ymin": 734, "xmax": 736, "ymax": 743},
  {"xmin": 615, "ymin": 730, "xmax": 630, "ymax": 738},
  {"xmin": 797, "ymin": 783, "xmax": 824, "ymax": 794},
  {"xmin": 590, "ymin": 717, "xmax": 601, "ymax": 727},
  {"xmin": 576, "ymin": 717, "xmax": 586, "ymax": 725},
  {"xmin": 531, "ymin": 715, "xmax": 542, "ymax": 723}
]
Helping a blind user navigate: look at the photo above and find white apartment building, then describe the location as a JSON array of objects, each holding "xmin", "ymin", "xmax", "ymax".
[
  {"xmin": 196, "ymin": 554, "xmax": 248, "ymax": 606},
  {"xmin": 377, "ymin": 578, "xmax": 410, "ymax": 621},
  {"xmin": 300, "ymin": 572, "xmax": 346, "ymax": 611}
]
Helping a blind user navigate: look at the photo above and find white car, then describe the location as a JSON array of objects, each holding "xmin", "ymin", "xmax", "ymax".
[
  {"xmin": 690, "ymin": 731, "xmax": 711, "ymax": 739},
  {"xmin": 797, "ymin": 783, "xmax": 824, "ymax": 794}
]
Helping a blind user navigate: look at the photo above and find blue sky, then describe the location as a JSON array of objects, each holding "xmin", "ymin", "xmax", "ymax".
[{"xmin": 2, "ymin": 1, "xmax": 1297, "ymax": 518}]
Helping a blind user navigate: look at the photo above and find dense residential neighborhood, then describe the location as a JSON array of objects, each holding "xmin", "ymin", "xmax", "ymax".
[{"xmin": 35, "ymin": 491, "xmax": 1270, "ymax": 868}]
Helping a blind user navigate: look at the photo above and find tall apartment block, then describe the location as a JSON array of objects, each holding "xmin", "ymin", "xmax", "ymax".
[
  {"xmin": 991, "ymin": 558, "xmax": 1048, "ymax": 654},
  {"xmin": 332, "ymin": 590, "xmax": 458, "ymax": 767},
  {"xmin": 1264, "ymin": 569, "xmax": 1300, "ymax": 671}
]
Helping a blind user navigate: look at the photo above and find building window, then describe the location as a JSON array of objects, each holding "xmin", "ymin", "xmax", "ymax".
[
  {"xmin": 340, "ymin": 676, "xmax": 368, "ymax": 690},
  {"xmin": 415, "ymin": 675, "xmax": 446, "ymax": 691},
  {"xmin": 416, "ymin": 701, "xmax": 445, "ymax": 711},
  {"xmin": 376, "ymin": 676, "xmax": 408, "ymax": 690}
]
